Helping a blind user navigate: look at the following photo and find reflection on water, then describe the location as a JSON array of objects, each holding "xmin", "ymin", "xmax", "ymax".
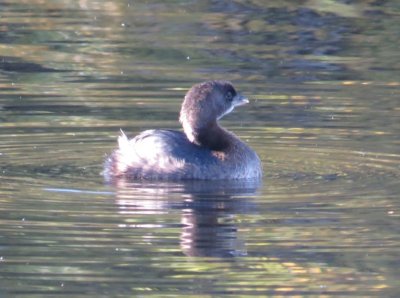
[
  {"xmin": 114, "ymin": 179, "xmax": 260, "ymax": 257},
  {"xmin": 1, "ymin": 0, "xmax": 400, "ymax": 297}
]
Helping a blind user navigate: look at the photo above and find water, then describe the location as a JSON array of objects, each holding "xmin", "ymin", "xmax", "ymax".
[{"xmin": 1, "ymin": 1, "xmax": 399, "ymax": 297}]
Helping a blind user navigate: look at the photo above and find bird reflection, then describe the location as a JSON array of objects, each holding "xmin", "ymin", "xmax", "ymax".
[{"xmin": 111, "ymin": 178, "xmax": 261, "ymax": 257}]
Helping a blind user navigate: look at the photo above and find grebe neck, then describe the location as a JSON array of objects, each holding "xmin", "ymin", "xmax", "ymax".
[{"xmin": 183, "ymin": 121, "xmax": 230, "ymax": 151}]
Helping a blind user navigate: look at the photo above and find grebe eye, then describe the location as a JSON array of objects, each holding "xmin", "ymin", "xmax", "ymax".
[{"xmin": 225, "ymin": 91, "xmax": 233, "ymax": 102}]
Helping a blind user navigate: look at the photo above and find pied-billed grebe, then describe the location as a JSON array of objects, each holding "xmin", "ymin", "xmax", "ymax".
[{"xmin": 104, "ymin": 81, "xmax": 262, "ymax": 180}]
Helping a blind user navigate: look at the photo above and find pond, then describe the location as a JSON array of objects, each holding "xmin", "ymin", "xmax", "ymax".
[{"xmin": 1, "ymin": 1, "xmax": 399, "ymax": 297}]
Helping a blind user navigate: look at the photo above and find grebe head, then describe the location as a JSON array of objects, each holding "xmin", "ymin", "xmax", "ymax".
[{"xmin": 179, "ymin": 81, "xmax": 248, "ymax": 143}]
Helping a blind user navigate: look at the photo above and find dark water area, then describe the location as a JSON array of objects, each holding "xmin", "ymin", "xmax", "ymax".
[{"xmin": 1, "ymin": 1, "xmax": 399, "ymax": 297}]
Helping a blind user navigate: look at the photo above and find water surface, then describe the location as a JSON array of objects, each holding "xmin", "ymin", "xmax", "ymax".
[{"xmin": 1, "ymin": 1, "xmax": 399, "ymax": 297}]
